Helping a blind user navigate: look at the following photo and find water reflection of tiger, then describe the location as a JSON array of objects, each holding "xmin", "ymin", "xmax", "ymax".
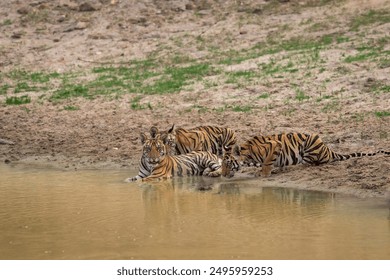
[
  {"xmin": 160, "ymin": 125, "xmax": 237, "ymax": 156},
  {"xmin": 126, "ymin": 133, "xmax": 222, "ymax": 182},
  {"xmin": 222, "ymin": 132, "xmax": 390, "ymax": 178}
]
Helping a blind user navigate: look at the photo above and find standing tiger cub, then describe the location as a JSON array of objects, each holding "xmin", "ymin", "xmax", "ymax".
[
  {"xmin": 126, "ymin": 132, "xmax": 222, "ymax": 182},
  {"xmin": 160, "ymin": 124, "xmax": 237, "ymax": 156},
  {"xmin": 222, "ymin": 132, "xmax": 390, "ymax": 178}
]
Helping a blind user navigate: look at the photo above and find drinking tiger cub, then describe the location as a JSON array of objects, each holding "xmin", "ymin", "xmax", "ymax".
[
  {"xmin": 222, "ymin": 132, "xmax": 390, "ymax": 178},
  {"xmin": 126, "ymin": 132, "xmax": 222, "ymax": 181}
]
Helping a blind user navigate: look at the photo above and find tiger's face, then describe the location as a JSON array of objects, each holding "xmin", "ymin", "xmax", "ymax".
[
  {"xmin": 160, "ymin": 124, "xmax": 177, "ymax": 155},
  {"xmin": 221, "ymin": 147, "xmax": 241, "ymax": 178},
  {"xmin": 141, "ymin": 133, "xmax": 167, "ymax": 165},
  {"xmin": 161, "ymin": 133, "xmax": 176, "ymax": 155}
]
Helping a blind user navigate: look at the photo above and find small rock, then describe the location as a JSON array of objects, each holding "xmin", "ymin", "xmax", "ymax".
[
  {"xmin": 79, "ymin": 2, "xmax": 98, "ymax": 12},
  {"xmin": 88, "ymin": 33, "xmax": 113, "ymax": 40},
  {"xmin": 129, "ymin": 17, "xmax": 147, "ymax": 25},
  {"xmin": 62, "ymin": 21, "xmax": 88, "ymax": 32},
  {"xmin": 17, "ymin": 6, "xmax": 31, "ymax": 15},
  {"xmin": 57, "ymin": 15, "xmax": 67, "ymax": 22},
  {"xmin": 185, "ymin": 3, "xmax": 194, "ymax": 10},
  {"xmin": 197, "ymin": 185, "xmax": 212, "ymax": 191},
  {"xmin": 11, "ymin": 32, "xmax": 23, "ymax": 39}
]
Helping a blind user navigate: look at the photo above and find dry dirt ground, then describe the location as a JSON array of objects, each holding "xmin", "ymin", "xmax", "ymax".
[{"xmin": 0, "ymin": 0, "xmax": 389, "ymax": 198}]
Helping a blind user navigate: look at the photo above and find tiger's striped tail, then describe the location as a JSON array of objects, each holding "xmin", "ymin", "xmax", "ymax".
[{"xmin": 333, "ymin": 150, "xmax": 390, "ymax": 161}]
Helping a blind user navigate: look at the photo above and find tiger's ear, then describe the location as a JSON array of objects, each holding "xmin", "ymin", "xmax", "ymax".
[
  {"xmin": 160, "ymin": 132, "xmax": 168, "ymax": 143},
  {"xmin": 167, "ymin": 124, "xmax": 175, "ymax": 133},
  {"xmin": 140, "ymin": 132, "xmax": 148, "ymax": 144},
  {"xmin": 150, "ymin": 126, "xmax": 159, "ymax": 138},
  {"xmin": 233, "ymin": 144, "xmax": 241, "ymax": 156}
]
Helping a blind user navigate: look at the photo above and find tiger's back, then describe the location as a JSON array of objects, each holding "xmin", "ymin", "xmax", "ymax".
[
  {"xmin": 162, "ymin": 125, "xmax": 237, "ymax": 156},
  {"xmin": 193, "ymin": 125, "xmax": 237, "ymax": 155}
]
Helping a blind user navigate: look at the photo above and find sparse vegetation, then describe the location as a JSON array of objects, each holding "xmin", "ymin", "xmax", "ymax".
[
  {"xmin": 2, "ymin": 19, "xmax": 12, "ymax": 26},
  {"xmin": 130, "ymin": 95, "xmax": 152, "ymax": 110},
  {"xmin": 63, "ymin": 105, "xmax": 79, "ymax": 111},
  {"xmin": 51, "ymin": 84, "xmax": 90, "ymax": 100},
  {"xmin": 374, "ymin": 111, "xmax": 390, "ymax": 118},
  {"xmin": 5, "ymin": 95, "xmax": 31, "ymax": 105},
  {"xmin": 0, "ymin": 84, "xmax": 9, "ymax": 95},
  {"xmin": 232, "ymin": 105, "xmax": 252, "ymax": 112},
  {"xmin": 295, "ymin": 88, "xmax": 310, "ymax": 102},
  {"xmin": 350, "ymin": 9, "xmax": 390, "ymax": 31}
]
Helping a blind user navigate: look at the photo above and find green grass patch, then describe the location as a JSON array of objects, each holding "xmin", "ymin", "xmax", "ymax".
[
  {"xmin": 316, "ymin": 95, "xmax": 333, "ymax": 102},
  {"xmin": 7, "ymin": 70, "xmax": 59, "ymax": 82},
  {"xmin": 142, "ymin": 63, "xmax": 215, "ymax": 94},
  {"xmin": 14, "ymin": 82, "xmax": 40, "ymax": 93},
  {"xmin": 367, "ymin": 81, "xmax": 390, "ymax": 94},
  {"xmin": 219, "ymin": 34, "xmax": 333, "ymax": 67},
  {"xmin": 344, "ymin": 50, "xmax": 381, "ymax": 63},
  {"xmin": 374, "ymin": 111, "xmax": 390, "ymax": 118},
  {"xmin": 29, "ymin": 72, "xmax": 60, "ymax": 83},
  {"xmin": 226, "ymin": 70, "xmax": 257, "ymax": 84},
  {"xmin": 130, "ymin": 96, "xmax": 152, "ymax": 110},
  {"xmin": 321, "ymin": 100, "xmax": 340, "ymax": 113},
  {"xmin": 336, "ymin": 36, "xmax": 350, "ymax": 44},
  {"xmin": 350, "ymin": 9, "xmax": 390, "ymax": 31},
  {"xmin": 5, "ymin": 95, "xmax": 31, "ymax": 105},
  {"xmin": 92, "ymin": 61, "xmax": 214, "ymax": 95},
  {"xmin": 63, "ymin": 105, "xmax": 79, "ymax": 111},
  {"xmin": 232, "ymin": 105, "xmax": 252, "ymax": 112},
  {"xmin": 51, "ymin": 84, "xmax": 90, "ymax": 100},
  {"xmin": 0, "ymin": 84, "xmax": 9, "ymax": 95},
  {"xmin": 190, "ymin": 104, "xmax": 208, "ymax": 113},
  {"xmin": 260, "ymin": 59, "xmax": 298, "ymax": 76},
  {"xmin": 2, "ymin": 19, "xmax": 12, "ymax": 26},
  {"xmin": 295, "ymin": 88, "xmax": 310, "ymax": 101},
  {"xmin": 257, "ymin": 93, "xmax": 270, "ymax": 99}
]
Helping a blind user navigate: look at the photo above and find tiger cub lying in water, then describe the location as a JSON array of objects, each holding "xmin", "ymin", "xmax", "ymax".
[
  {"xmin": 222, "ymin": 132, "xmax": 390, "ymax": 178},
  {"xmin": 126, "ymin": 132, "xmax": 222, "ymax": 181}
]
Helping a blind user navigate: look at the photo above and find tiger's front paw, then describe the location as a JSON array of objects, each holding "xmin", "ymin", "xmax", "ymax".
[
  {"xmin": 125, "ymin": 177, "xmax": 138, "ymax": 182},
  {"xmin": 207, "ymin": 170, "xmax": 221, "ymax": 177}
]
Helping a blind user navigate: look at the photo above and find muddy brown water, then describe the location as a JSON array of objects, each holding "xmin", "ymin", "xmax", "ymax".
[{"xmin": 0, "ymin": 163, "xmax": 389, "ymax": 260}]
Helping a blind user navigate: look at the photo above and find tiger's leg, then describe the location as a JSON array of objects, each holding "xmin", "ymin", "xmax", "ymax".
[
  {"xmin": 142, "ymin": 174, "xmax": 173, "ymax": 181},
  {"xmin": 203, "ymin": 161, "xmax": 222, "ymax": 177},
  {"xmin": 125, "ymin": 175, "xmax": 142, "ymax": 182},
  {"xmin": 142, "ymin": 170, "xmax": 173, "ymax": 181},
  {"xmin": 125, "ymin": 170, "xmax": 150, "ymax": 182},
  {"xmin": 207, "ymin": 169, "xmax": 222, "ymax": 177},
  {"xmin": 260, "ymin": 140, "xmax": 281, "ymax": 177}
]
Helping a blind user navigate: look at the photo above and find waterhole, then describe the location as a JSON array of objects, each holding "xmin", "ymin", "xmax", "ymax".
[{"xmin": 0, "ymin": 163, "xmax": 389, "ymax": 260}]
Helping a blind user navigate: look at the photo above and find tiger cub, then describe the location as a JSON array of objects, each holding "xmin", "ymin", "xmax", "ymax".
[
  {"xmin": 222, "ymin": 138, "xmax": 282, "ymax": 178},
  {"xmin": 222, "ymin": 132, "xmax": 390, "ymax": 177},
  {"xmin": 160, "ymin": 124, "xmax": 237, "ymax": 156},
  {"xmin": 126, "ymin": 133, "xmax": 222, "ymax": 181}
]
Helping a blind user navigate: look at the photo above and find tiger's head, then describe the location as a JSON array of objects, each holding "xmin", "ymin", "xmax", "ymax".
[
  {"xmin": 141, "ymin": 133, "xmax": 167, "ymax": 165},
  {"xmin": 221, "ymin": 146, "xmax": 241, "ymax": 178},
  {"xmin": 160, "ymin": 124, "xmax": 177, "ymax": 155}
]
